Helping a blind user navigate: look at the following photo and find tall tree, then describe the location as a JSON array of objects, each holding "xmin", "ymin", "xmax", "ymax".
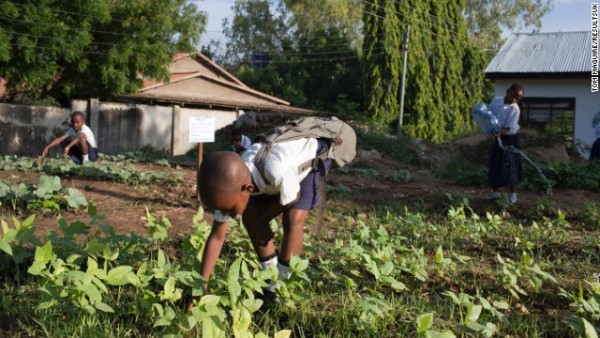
[
  {"xmin": 362, "ymin": 0, "xmax": 402, "ymax": 124},
  {"xmin": 465, "ymin": 0, "xmax": 553, "ymax": 52},
  {"xmin": 223, "ymin": 0, "xmax": 363, "ymax": 113},
  {"xmin": 222, "ymin": 0, "xmax": 288, "ymax": 66},
  {"xmin": 363, "ymin": 0, "xmax": 487, "ymax": 142},
  {"xmin": 0, "ymin": 0, "xmax": 206, "ymax": 103},
  {"xmin": 283, "ymin": 0, "xmax": 363, "ymax": 45}
]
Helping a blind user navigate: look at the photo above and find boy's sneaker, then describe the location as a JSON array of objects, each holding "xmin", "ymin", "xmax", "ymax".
[
  {"xmin": 507, "ymin": 193, "xmax": 517, "ymax": 205},
  {"xmin": 486, "ymin": 192, "xmax": 501, "ymax": 201}
]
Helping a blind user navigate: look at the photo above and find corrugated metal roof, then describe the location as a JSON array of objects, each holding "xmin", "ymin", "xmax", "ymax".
[{"xmin": 485, "ymin": 31, "xmax": 590, "ymax": 74}]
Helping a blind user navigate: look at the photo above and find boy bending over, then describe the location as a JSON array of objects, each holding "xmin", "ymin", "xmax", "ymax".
[
  {"xmin": 41, "ymin": 111, "xmax": 98, "ymax": 164},
  {"xmin": 190, "ymin": 138, "xmax": 331, "ymax": 309}
]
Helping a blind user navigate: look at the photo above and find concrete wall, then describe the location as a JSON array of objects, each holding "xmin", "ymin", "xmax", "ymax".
[
  {"xmin": 494, "ymin": 78, "xmax": 600, "ymax": 147},
  {"xmin": 0, "ymin": 100, "xmax": 241, "ymax": 156},
  {"xmin": 0, "ymin": 103, "xmax": 71, "ymax": 157}
]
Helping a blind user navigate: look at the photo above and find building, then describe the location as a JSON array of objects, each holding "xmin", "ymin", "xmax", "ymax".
[{"xmin": 485, "ymin": 31, "xmax": 598, "ymax": 148}]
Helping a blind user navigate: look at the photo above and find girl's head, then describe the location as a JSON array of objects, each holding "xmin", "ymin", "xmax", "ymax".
[{"xmin": 506, "ymin": 84, "xmax": 524, "ymax": 104}]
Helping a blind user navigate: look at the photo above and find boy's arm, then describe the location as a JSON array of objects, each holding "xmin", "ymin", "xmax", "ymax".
[
  {"xmin": 62, "ymin": 133, "xmax": 85, "ymax": 154},
  {"xmin": 42, "ymin": 134, "xmax": 69, "ymax": 158},
  {"xmin": 199, "ymin": 220, "xmax": 229, "ymax": 284}
]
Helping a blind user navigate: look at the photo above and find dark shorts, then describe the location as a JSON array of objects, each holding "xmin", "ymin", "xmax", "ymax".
[
  {"xmin": 67, "ymin": 142, "xmax": 98, "ymax": 165},
  {"xmin": 249, "ymin": 139, "xmax": 332, "ymax": 211}
]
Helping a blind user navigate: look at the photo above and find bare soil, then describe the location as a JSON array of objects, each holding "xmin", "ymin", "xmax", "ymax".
[{"xmin": 0, "ymin": 146, "xmax": 597, "ymax": 239}]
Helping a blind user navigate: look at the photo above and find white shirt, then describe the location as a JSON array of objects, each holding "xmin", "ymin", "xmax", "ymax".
[
  {"xmin": 214, "ymin": 138, "xmax": 319, "ymax": 223},
  {"xmin": 243, "ymin": 138, "xmax": 318, "ymax": 205},
  {"xmin": 65, "ymin": 124, "xmax": 97, "ymax": 148},
  {"xmin": 240, "ymin": 134, "xmax": 252, "ymax": 150},
  {"xmin": 490, "ymin": 96, "xmax": 520, "ymax": 135}
]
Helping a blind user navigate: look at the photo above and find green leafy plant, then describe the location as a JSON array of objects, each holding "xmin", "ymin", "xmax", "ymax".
[{"xmin": 0, "ymin": 175, "xmax": 87, "ymax": 213}]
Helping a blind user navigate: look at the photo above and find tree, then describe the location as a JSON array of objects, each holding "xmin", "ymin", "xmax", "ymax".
[
  {"xmin": 465, "ymin": 0, "xmax": 553, "ymax": 52},
  {"xmin": 222, "ymin": 0, "xmax": 288, "ymax": 66},
  {"xmin": 0, "ymin": 0, "xmax": 206, "ymax": 103},
  {"xmin": 222, "ymin": 0, "xmax": 363, "ymax": 113},
  {"xmin": 283, "ymin": 0, "xmax": 363, "ymax": 45},
  {"xmin": 362, "ymin": 0, "xmax": 487, "ymax": 142},
  {"xmin": 362, "ymin": 0, "xmax": 402, "ymax": 125}
]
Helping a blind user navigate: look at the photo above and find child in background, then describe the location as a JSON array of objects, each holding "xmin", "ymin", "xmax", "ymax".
[
  {"xmin": 41, "ymin": 111, "xmax": 98, "ymax": 164},
  {"xmin": 486, "ymin": 84, "xmax": 525, "ymax": 204},
  {"xmin": 229, "ymin": 128, "xmax": 252, "ymax": 154}
]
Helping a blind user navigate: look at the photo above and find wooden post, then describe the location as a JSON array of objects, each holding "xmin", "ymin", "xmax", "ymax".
[{"xmin": 196, "ymin": 143, "xmax": 203, "ymax": 201}]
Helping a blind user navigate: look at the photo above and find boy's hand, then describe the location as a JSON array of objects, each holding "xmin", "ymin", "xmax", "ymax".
[{"xmin": 63, "ymin": 146, "xmax": 70, "ymax": 154}]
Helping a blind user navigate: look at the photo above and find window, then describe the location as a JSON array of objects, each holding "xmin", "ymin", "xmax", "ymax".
[{"xmin": 520, "ymin": 97, "xmax": 575, "ymax": 138}]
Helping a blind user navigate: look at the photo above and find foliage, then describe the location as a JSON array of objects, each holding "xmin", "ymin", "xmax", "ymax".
[
  {"xmin": 2, "ymin": 197, "xmax": 600, "ymax": 336},
  {"xmin": 464, "ymin": 0, "xmax": 553, "ymax": 55},
  {"xmin": 0, "ymin": 155, "xmax": 183, "ymax": 187},
  {"xmin": 521, "ymin": 160, "xmax": 600, "ymax": 193},
  {"xmin": 437, "ymin": 157, "xmax": 487, "ymax": 187},
  {"xmin": 222, "ymin": 1, "xmax": 364, "ymax": 113},
  {"xmin": 356, "ymin": 130, "xmax": 419, "ymax": 164},
  {"xmin": 0, "ymin": 175, "xmax": 87, "ymax": 212},
  {"xmin": 362, "ymin": 0, "xmax": 486, "ymax": 142},
  {"xmin": 0, "ymin": 0, "xmax": 206, "ymax": 103},
  {"xmin": 362, "ymin": 0, "xmax": 402, "ymax": 125},
  {"xmin": 283, "ymin": 0, "xmax": 363, "ymax": 44}
]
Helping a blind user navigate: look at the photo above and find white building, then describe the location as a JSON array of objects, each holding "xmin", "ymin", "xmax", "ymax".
[{"xmin": 486, "ymin": 31, "xmax": 598, "ymax": 148}]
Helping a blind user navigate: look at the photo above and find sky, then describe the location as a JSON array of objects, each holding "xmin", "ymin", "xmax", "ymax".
[{"xmin": 198, "ymin": 0, "xmax": 592, "ymax": 47}]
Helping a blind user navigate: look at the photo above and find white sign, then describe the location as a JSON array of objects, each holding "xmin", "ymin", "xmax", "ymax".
[{"xmin": 189, "ymin": 116, "xmax": 215, "ymax": 143}]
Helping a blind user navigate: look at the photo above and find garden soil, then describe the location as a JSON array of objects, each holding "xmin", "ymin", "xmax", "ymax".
[{"xmin": 0, "ymin": 137, "xmax": 597, "ymax": 240}]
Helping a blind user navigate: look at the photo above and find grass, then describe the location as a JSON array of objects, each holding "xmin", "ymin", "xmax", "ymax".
[
  {"xmin": 1, "ymin": 129, "xmax": 600, "ymax": 337},
  {"xmin": 4, "ymin": 197, "xmax": 598, "ymax": 337}
]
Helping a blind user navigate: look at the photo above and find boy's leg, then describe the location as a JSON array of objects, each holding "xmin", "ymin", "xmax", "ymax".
[
  {"xmin": 77, "ymin": 135, "xmax": 89, "ymax": 155},
  {"xmin": 279, "ymin": 208, "xmax": 308, "ymax": 262},
  {"xmin": 241, "ymin": 195, "xmax": 286, "ymax": 259}
]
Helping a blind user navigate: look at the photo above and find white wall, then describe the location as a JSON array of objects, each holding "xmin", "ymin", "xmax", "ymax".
[{"xmin": 493, "ymin": 78, "xmax": 600, "ymax": 146}]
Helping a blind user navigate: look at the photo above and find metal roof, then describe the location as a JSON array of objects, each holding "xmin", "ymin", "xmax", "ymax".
[{"xmin": 485, "ymin": 31, "xmax": 590, "ymax": 76}]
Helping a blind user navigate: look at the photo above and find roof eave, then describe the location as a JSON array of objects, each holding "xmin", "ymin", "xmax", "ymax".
[
  {"xmin": 118, "ymin": 95, "xmax": 315, "ymax": 114},
  {"xmin": 485, "ymin": 72, "xmax": 589, "ymax": 80}
]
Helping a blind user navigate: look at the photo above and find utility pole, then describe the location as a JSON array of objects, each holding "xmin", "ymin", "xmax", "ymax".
[{"xmin": 397, "ymin": 25, "xmax": 410, "ymax": 136}]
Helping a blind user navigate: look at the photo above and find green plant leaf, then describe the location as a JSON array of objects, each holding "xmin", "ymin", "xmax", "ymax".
[
  {"xmin": 417, "ymin": 312, "xmax": 434, "ymax": 333},
  {"xmin": 95, "ymin": 302, "xmax": 115, "ymax": 313},
  {"xmin": 65, "ymin": 188, "xmax": 88, "ymax": 209},
  {"xmin": 35, "ymin": 175, "xmax": 61, "ymax": 199},
  {"xmin": 106, "ymin": 266, "xmax": 139, "ymax": 286},
  {"xmin": 228, "ymin": 258, "xmax": 243, "ymax": 306},
  {"xmin": 274, "ymin": 330, "xmax": 292, "ymax": 338},
  {"xmin": 583, "ymin": 317, "xmax": 599, "ymax": 338},
  {"xmin": 34, "ymin": 241, "xmax": 53, "ymax": 263}
]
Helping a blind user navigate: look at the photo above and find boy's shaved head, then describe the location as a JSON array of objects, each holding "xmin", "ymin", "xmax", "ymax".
[{"xmin": 199, "ymin": 151, "xmax": 253, "ymax": 214}]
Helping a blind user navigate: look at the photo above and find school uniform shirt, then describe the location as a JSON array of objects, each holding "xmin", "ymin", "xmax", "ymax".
[
  {"xmin": 65, "ymin": 124, "xmax": 98, "ymax": 148},
  {"xmin": 213, "ymin": 138, "xmax": 319, "ymax": 223},
  {"xmin": 490, "ymin": 96, "xmax": 520, "ymax": 135}
]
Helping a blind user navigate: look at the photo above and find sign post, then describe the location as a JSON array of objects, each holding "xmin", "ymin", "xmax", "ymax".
[{"xmin": 189, "ymin": 116, "xmax": 215, "ymax": 201}]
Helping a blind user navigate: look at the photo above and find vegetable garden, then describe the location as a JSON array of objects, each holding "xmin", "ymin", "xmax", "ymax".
[{"xmin": 1, "ymin": 132, "xmax": 600, "ymax": 337}]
